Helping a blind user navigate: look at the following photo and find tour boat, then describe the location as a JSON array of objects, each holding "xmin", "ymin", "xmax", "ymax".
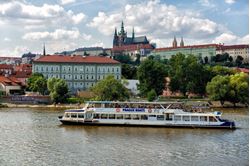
[{"xmin": 58, "ymin": 101, "xmax": 236, "ymax": 129}]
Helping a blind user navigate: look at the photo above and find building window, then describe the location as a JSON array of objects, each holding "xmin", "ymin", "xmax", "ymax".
[
  {"xmin": 51, "ymin": 67, "xmax": 53, "ymax": 71},
  {"xmin": 46, "ymin": 67, "xmax": 48, "ymax": 71},
  {"xmin": 86, "ymin": 75, "xmax": 88, "ymax": 80},
  {"xmin": 117, "ymin": 68, "xmax": 119, "ymax": 72},
  {"xmin": 91, "ymin": 76, "xmax": 94, "ymax": 79},
  {"xmin": 41, "ymin": 67, "xmax": 43, "ymax": 71},
  {"xmin": 112, "ymin": 68, "xmax": 114, "ymax": 72},
  {"xmin": 75, "ymin": 75, "xmax": 77, "ymax": 79},
  {"xmin": 63, "ymin": 75, "xmax": 65, "ymax": 79},
  {"xmin": 80, "ymin": 75, "xmax": 83, "ymax": 79}
]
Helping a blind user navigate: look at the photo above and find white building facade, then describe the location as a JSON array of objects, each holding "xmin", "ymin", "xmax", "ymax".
[{"xmin": 33, "ymin": 55, "xmax": 121, "ymax": 93}]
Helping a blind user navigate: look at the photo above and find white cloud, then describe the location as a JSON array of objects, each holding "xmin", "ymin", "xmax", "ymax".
[
  {"xmin": 198, "ymin": 0, "xmax": 215, "ymax": 7},
  {"xmin": 225, "ymin": 0, "xmax": 236, "ymax": 4},
  {"xmin": 88, "ymin": 0, "xmax": 223, "ymax": 42},
  {"xmin": 22, "ymin": 28, "xmax": 91, "ymax": 41},
  {"xmin": 61, "ymin": 0, "xmax": 76, "ymax": 5},
  {"xmin": 4, "ymin": 37, "xmax": 11, "ymax": 42},
  {"xmin": 0, "ymin": 1, "xmax": 86, "ymax": 26},
  {"xmin": 0, "ymin": 46, "xmax": 28, "ymax": 57},
  {"xmin": 213, "ymin": 32, "xmax": 249, "ymax": 44}
]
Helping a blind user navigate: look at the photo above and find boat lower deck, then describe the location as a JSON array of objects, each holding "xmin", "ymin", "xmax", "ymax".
[{"xmin": 59, "ymin": 118, "xmax": 236, "ymax": 129}]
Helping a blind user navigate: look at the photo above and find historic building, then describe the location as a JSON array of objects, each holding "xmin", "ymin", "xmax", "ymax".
[
  {"xmin": 32, "ymin": 55, "xmax": 121, "ymax": 93},
  {"xmin": 216, "ymin": 44, "xmax": 249, "ymax": 63},
  {"xmin": 152, "ymin": 37, "xmax": 217, "ymax": 61},
  {"xmin": 112, "ymin": 21, "xmax": 155, "ymax": 57}
]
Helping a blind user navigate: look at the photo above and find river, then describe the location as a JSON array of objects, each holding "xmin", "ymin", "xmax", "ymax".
[{"xmin": 0, "ymin": 107, "xmax": 248, "ymax": 166}]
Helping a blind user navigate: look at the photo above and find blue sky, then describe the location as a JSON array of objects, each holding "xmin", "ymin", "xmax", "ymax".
[{"xmin": 0, "ymin": 0, "xmax": 248, "ymax": 57}]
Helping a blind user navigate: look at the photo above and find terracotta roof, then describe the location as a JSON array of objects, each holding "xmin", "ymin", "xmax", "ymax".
[
  {"xmin": 235, "ymin": 68, "xmax": 249, "ymax": 73},
  {"xmin": 14, "ymin": 64, "xmax": 32, "ymax": 72},
  {"xmin": 112, "ymin": 44, "xmax": 154, "ymax": 52},
  {"xmin": 0, "ymin": 64, "xmax": 14, "ymax": 69},
  {"xmin": 0, "ymin": 76, "xmax": 22, "ymax": 86},
  {"xmin": 153, "ymin": 44, "xmax": 218, "ymax": 52},
  {"xmin": 13, "ymin": 71, "xmax": 32, "ymax": 78},
  {"xmin": 216, "ymin": 44, "xmax": 249, "ymax": 50},
  {"xmin": 34, "ymin": 55, "xmax": 120, "ymax": 64}
]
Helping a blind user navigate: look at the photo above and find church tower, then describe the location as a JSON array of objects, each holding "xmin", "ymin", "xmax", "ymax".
[
  {"xmin": 180, "ymin": 37, "xmax": 184, "ymax": 47},
  {"xmin": 118, "ymin": 21, "xmax": 127, "ymax": 46},
  {"xmin": 172, "ymin": 36, "xmax": 177, "ymax": 48},
  {"xmin": 113, "ymin": 27, "xmax": 118, "ymax": 47}
]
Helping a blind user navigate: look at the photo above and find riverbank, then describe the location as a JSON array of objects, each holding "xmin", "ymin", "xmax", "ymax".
[
  {"xmin": 0, "ymin": 101, "xmax": 247, "ymax": 109},
  {"xmin": 0, "ymin": 103, "xmax": 84, "ymax": 109}
]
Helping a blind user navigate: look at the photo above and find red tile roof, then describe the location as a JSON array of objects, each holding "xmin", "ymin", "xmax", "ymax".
[
  {"xmin": 216, "ymin": 44, "xmax": 249, "ymax": 50},
  {"xmin": 0, "ymin": 64, "xmax": 14, "ymax": 69},
  {"xmin": 112, "ymin": 44, "xmax": 154, "ymax": 52},
  {"xmin": 13, "ymin": 71, "xmax": 32, "ymax": 78},
  {"xmin": 14, "ymin": 64, "xmax": 32, "ymax": 72},
  {"xmin": 154, "ymin": 44, "xmax": 218, "ymax": 52},
  {"xmin": 235, "ymin": 68, "xmax": 249, "ymax": 73},
  {"xmin": 34, "ymin": 55, "xmax": 120, "ymax": 64},
  {"xmin": 0, "ymin": 76, "xmax": 23, "ymax": 86}
]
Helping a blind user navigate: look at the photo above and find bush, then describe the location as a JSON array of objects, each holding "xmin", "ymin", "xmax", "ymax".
[
  {"xmin": 66, "ymin": 97, "xmax": 84, "ymax": 104},
  {"xmin": 147, "ymin": 89, "xmax": 157, "ymax": 101}
]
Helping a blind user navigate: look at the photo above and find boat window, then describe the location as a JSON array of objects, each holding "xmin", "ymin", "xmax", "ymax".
[
  {"xmin": 109, "ymin": 114, "xmax": 115, "ymax": 119},
  {"xmin": 124, "ymin": 114, "xmax": 131, "ymax": 120},
  {"xmin": 71, "ymin": 114, "xmax": 77, "ymax": 118},
  {"xmin": 65, "ymin": 113, "xmax": 70, "ymax": 118},
  {"xmin": 132, "ymin": 114, "xmax": 140, "ymax": 120},
  {"xmin": 149, "ymin": 115, "xmax": 156, "ymax": 117},
  {"xmin": 183, "ymin": 116, "xmax": 190, "ymax": 121},
  {"xmin": 141, "ymin": 115, "xmax": 148, "ymax": 120},
  {"xmin": 200, "ymin": 116, "xmax": 207, "ymax": 121},
  {"xmin": 209, "ymin": 116, "xmax": 217, "ymax": 122},
  {"xmin": 165, "ymin": 114, "xmax": 172, "ymax": 120},
  {"xmin": 101, "ymin": 114, "xmax": 108, "ymax": 119},
  {"xmin": 116, "ymin": 114, "xmax": 123, "ymax": 119},
  {"xmin": 191, "ymin": 116, "xmax": 199, "ymax": 121},
  {"xmin": 78, "ymin": 114, "xmax": 84, "ymax": 118},
  {"xmin": 93, "ymin": 114, "xmax": 100, "ymax": 119},
  {"xmin": 174, "ymin": 116, "xmax": 181, "ymax": 121},
  {"xmin": 157, "ymin": 115, "xmax": 164, "ymax": 121}
]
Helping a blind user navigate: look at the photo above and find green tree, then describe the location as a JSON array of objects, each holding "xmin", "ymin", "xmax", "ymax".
[
  {"xmin": 137, "ymin": 58, "xmax": 168, "ymax": 96},
  {"xmin": 114, "ymin": 54, "xmax": 132, "ymax": 64},
  {"xmin": 206, "ymin": 75, "xmax": 230, "ymax": 106},
  {"xmin": 122, "ymin": 64, "xmax": 137, "ymax": 79},
  {"xmin": 47, "ymin": 78, "xmax": 69, "ymax": 103},
  {"xmin": 168, "ymin": 53, "xmax": 210, "ymax": 96},
  {"xmin": 147, "ymin": 89, "xmax": 157, "ymax": 101},
  {"xmin": 27, "ymin": 73, "xmax": 47, "ymax": 95},
  {"xmin": 134, "ymin": 54, "xmax": 141, "ymax": 65},
  {"xmin": 235, "ymin": 55, "xmax": 244, "ymax": 67},
  {"xmin": 90, "ymin": 75, "xmax": 129, "ymax": 101},
  {"xmin": 206, "ymin": 73, "xmax": 249, "ymax": 106},
  {"xmin": 228, "ymin": 72, "xmax": 249, "ymax": 106}
]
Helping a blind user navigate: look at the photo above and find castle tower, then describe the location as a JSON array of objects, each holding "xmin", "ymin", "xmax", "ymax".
[
  {"xmin": 172, "ymin": 36, "xmax": 177, "ymax": 48},
  {"xmin": 180, "ymin": 37, "xmax": 184, "ymax": 47}
]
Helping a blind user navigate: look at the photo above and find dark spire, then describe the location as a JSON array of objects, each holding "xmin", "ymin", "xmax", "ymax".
[
  {"xmin": 114, "ymin": 27, "xmax": 117, "ymax": 36},
  {"xmin": 180, "ymin": 37, "xmax": 184, "ymax": 47},
  {"xmin": 132, "ymin": 27, "xmax": 135, "ymax": 39},
  {"xmin": 172, "ymin": 36, "xmax": 177, "ymax": 48},
  {"xmin": 120, "ymin": 20, "xmax": 125, "ymax": 35},
  {"xmin": 43, "ymin": 43, "xmax": 46, "ymax": 56}
]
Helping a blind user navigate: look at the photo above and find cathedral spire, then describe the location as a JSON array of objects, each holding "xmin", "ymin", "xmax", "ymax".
[
  {"xmin": 43, "ymin": 43, "xmax": 46, "ymax": 56},
  {"xmin": 120, "ymin": 21, "xmax": 126, "ymax": 36},
  {"xmin": 180, "ymin": 37, "xmax": 184, "ymax": 47},
  {"xmin": 172, "ymin": 36, "xmax": 177, "ymax": 48},
  {"xmin": 114, "ymin": 27, "xmax": 117, "ymax": 36}
]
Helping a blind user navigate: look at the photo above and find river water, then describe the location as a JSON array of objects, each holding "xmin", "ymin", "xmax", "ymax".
[{"xmin": 0, "ymin": 107, "xmax": 248, "ymax": 166}]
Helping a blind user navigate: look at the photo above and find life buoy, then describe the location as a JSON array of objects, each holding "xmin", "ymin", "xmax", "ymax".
[
  {"xmin": 116, "ymin": 108, "xmax": 121, "ymax": 112},
  {"xmin": 148, "ymin": 108, "xmax": 152, "ymax": 113}
]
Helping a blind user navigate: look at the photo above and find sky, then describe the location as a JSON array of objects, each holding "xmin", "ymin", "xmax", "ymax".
[{"xmin": 0, "ymin": 0, "xmax": 248, "ymax": 57}]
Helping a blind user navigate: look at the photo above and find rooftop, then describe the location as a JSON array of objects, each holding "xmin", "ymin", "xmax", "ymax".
[
  {"xmin": 153, "ymin": 44, "xmax": 218, "ymax": 52},
  {"xmin": 112, "ymin": 44, "xmax": 154, "ymax": 51},
  {"xmin": 34, "ymin": 55, "xmax": 120, "ymax": 64}
]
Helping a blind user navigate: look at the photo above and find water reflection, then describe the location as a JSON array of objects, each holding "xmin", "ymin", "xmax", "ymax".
[{"xmin": 0, "ymin": 108, "xmax": 248, "ymax": 166}]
